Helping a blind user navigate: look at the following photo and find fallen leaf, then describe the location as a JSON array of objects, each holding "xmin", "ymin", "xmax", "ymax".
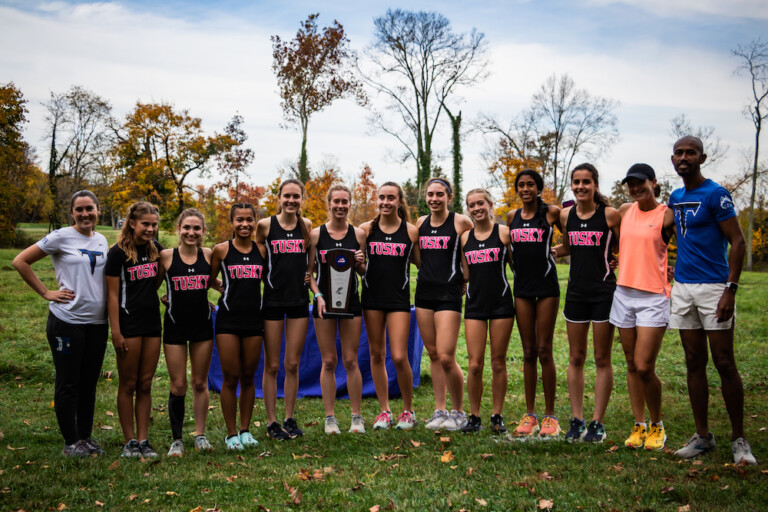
[
  {"xmin": 226, "ymin": 476, "xmax": 238, "ymax": 483},
  {"xmin": 440, "ymin": 437, "xmax": 451, "ymax": 443},
  {"xmin": 23, "ymin": 420, "xmax": 30, "ymax": 426},
  {"xmin": 323, "ymin": 466, "xmax": 333, "ymax": 474},
  {"xmin": 606, "ymin": 445, "xmax": 619, "ymax": 452},
  {"xmin": 128, "ymin": 494, "xmax": 137, "ymax": 501},
  {"xmin": 208, "ymin": 406, "xmax": 215, "ymax": 410},
  {"xmin": 440, "ymin": 451, "xmax": 454, "ymax": 463},
  {"xmin": 108, "ymin": 460, "xmax": 120, "ymax": 471},
  {"xmin": 692, "ymin": 460, "xmax": 704, "ymax": 466},
  {"xmin": 143, "ymin": 499, "xmax": 151, "ymax": 504},
  {"xmin": 105, "ymin": 371, "xmax": 113, "ymax": 379},
  {"xmin": 479, "ymin": 453, "xmax": 493, "ymax": 460},
  {"xmin": 95, "ymin": 501, "xmax": 104, "ymax": 507},
  {"xmin": 57, "ymin": 504, "xmax": 67, "ymax": 511},
  {"xmin": 253, "ymin": 421, "xmax": 261, "ymax": 427},
  {"xmin": 710, "ymin": 475, "xmax": 720, "ymax": 482},
  {"xmin": 386, "ymin": 497, "xmax": 395, "ymax": 510},
  {"xmin": 539, "ymin": 498, "xmax": 554, "ymax": 510},
  {"xmin": 189, "ymin": 507, "xmax": 204, "ymax": 512},
  {"xmin": 450, "ymin": 465, "xmax": 458, "ymax": 469},
  {"xmin": 475, "ymin": 498, "xmax": 488, "ymax": 506},
  {"xmin": 99, "ymin": 425, "xmax": 113, "ymax": 431},
  {"xmin": 662, "ymin": 486, "xmax": 675, "ymax": 494},
  {"xmin": 467, "ymin": 467, "xmax": 474, "ymax": 475},
  {"xmin": 305, "ymin": 421, "xmax": 319, "ymax": 427},
  {"xmin": 410, "ymin": 440, "xmax": 422, "ymax": 447},
  {"xmin": 678, "ymin": 506, "xmax": 690, "ymax": 512},
  {"xmin": 49, "ymin": 401, "xmax": 55, "ymax": 408},
  {"xmin": 166, "ymin": 491, "xmax": 178, "ymax": 496},
  {"xmin": 538, "ymin": 471, "xmax": 553, "ymax": 480},
  {"xmin": 105, "ymin": 411, "xmax": 114, "ymax": 417},
  {"xmin": 721, "ymin": 485, "xmax": 729, "ymax": 490},
  {"xmin": 369, "ymin": 506, "xmax": 381, "ymax": 512},
  {"xmin": 6, "ymin": 445, "xmax": 26, "ymax": 451}
]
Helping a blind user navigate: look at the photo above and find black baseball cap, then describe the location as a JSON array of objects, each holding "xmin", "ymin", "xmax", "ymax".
[{"xmin": 621, "ymin": 163, "xmax": 655, "ymax": 184}]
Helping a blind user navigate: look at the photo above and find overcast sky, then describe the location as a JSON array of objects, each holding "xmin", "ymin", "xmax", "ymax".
[{"xmin": 2, "ymin": 0, "xmax": 767, "ymax": 204}]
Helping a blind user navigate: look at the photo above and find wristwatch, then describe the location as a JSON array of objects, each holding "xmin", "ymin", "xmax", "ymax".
[{"xmin": 725, "ymin": 282, "xmax": 739, "ymax": 293}]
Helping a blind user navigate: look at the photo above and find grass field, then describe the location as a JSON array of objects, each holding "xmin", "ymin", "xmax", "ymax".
[{"xmin": 1, "ymin": 225, "xmax": 767, "ymax": 511}]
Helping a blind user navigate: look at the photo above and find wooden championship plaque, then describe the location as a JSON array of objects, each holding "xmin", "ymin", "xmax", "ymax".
[{"xmin": 324, "ymin": 248, "xmax": 355, "ymax": 318}]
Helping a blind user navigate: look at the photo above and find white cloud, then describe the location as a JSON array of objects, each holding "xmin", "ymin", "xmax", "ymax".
[{"xmin": 587, "ymin": 0, "xmax": 768, "ymax": 20}]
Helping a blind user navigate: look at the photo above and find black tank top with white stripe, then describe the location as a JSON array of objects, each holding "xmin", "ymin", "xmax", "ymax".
[
  {"xmin": 362, "ymin": 219, "xmax": 413, "ymax": 309},
  {"xmin": 565, "ymin": 204, "xmax": 616, "ymax": 302},
  {"xmin": 463, "ymin": 224, "xmax": 514, "ymax": 317},
  {"xmin": 218, "ymin": 241, "xmax": 264, "ymax": 313},
  {"xmin": 263, "ymin": 215, "xmax": 309, "ymax": 307},
  {"xmin": 314, "ymin": 224, "xmax": 361, "ymax": 312},
  {"xmin": 417, "ymin": 212, "xmax": 462, "ymax": 284},
  {"xmin": 508, "ymin": 205, "xmax": 560, "ymax": 298},
  {"xmin": 164, "ymin": 248, "xmax": 211, "ymax": 325}
]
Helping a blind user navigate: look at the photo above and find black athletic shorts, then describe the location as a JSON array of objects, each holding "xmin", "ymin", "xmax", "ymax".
[
  {"xmin": 163, "ymin": 316, "xmax": 214, "ymax": 345},
  {"xmin": 119, "ymin": 308, "xmax": 161, "ymax": 338},
  {"xmin": 563, "ymin": 299, "xmax": 613, "ymax": 323},
  {"xmin": 262, "ymin": 305, "xmax": 309, "ymax": 321},
  {"xmin": 215, "ymin": 309, "xmax": 264, "ymax": 338}
]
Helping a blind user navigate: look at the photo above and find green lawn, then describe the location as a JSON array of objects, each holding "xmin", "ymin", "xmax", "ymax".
[{"xmin": 1, "ymin": 227, "xmax": 767, "ymax": 511}]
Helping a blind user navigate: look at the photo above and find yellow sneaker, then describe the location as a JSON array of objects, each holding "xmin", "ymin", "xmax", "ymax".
[
  {"xmin": 513, "ymin": 413, "xmax": 539, "ymax": 437},
  {"xmin": 624, "ymin": 424, "xmax": 647, "ymax": 449},
  {"xmin": 644, "ymin": 423, "xmax": 667, "ymax": 451},
  {"xmin": 538, "ymin": 416, "xmax": 562, "ymax": 439}
]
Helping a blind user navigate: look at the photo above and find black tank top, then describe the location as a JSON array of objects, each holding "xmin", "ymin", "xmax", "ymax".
[
  {"xmin": 417, "ymin": 212, "xmax": 462, "ymax": 287},
  {"xmin": 314, "ymin": 224, "xmax": 361, "ymax": 311},
  {"xmin": 264, "ymin": 215, "xmax": 309, "ymax": 307},
  {"xmin": 509, "ymin": 205, "xmax": 560, "ymax": 298},
  {"xmin": 565, "ymin": 204, "xmax": 616, "ymax": 302},
  {"xmin": 463, "ymin": 224, "xmax": 515, "ymax": 317},
  {"xmin": 218, "ymin": 240, "xmax": 264, "ymax": 313},
  {"xmin": 165, "ymin": 248, "xmax": 211, "ymax": 325},
  {"xmin": 362, "ymin": 219, "xmax": 413, "ymax": 309}
]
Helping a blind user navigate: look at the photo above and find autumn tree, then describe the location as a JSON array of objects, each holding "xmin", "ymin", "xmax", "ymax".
[
  {"xmin": 0, "ymin": 82, "xmax": 41, "ymax": 246},
  {"xmin": 361, "ymin": 9, "xmax": 488, "ymax": 213},
  {"xmin": 272, "ymin": 14, "xmax": 366, "ymax": 182},
  {"xmin": 669, "ymin": 113, "xmax": 728, "ymax": 169},
  {"xmin": 215, "ymin": 114, "xmax": 254, "ymax": 203},
  {"xmin": 112, "ymin": 103, "xmax": 237, "ymax": 220},
  {"xmin": 43, "ymin": 85, "xmax": 113, "ymax": 229},
  {"xmin": 732, "ymin": 38, "xmax": 768, "ymax": 270},
  {"xmin": 349, "ymin": 164, "xmax": 377, "ymax": 225}
]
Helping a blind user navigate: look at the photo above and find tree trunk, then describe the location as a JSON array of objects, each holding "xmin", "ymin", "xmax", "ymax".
[
  {"xmin": 47, "ymin": 132, "xmax": 62, "ymax": 230},
  {"xmin": 746, "ymin": 113, "xmax": 761, "ymax": 271},
  {"xmin": 299, "ymin": 123, "xmax": 310, "ymax": 183},
  {"xmin": 445, "ymin": 108, "xmax": 463, "ymax": 213}
]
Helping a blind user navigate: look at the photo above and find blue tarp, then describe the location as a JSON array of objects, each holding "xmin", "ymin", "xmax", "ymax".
[{"xmin": 208, "ymin": 306, "xmax": 423, "ymax": 399}]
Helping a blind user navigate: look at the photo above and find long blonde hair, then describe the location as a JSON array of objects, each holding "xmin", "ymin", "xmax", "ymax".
[{"xmin": 117, "ymin": 202, "xmax": 160, "ymax": 263}]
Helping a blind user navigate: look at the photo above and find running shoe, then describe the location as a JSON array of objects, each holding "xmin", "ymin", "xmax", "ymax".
[
  {"xmin": 644, "ymin": 423, "xmax": 666, "ymax": 451},
  {"xmin": 373, "ymin": 411, "xmax": 394, "ymax": 430},
  {"xmin": 138, "ymin": 440, "xmax": 158, "ymax": 458},
  {"xmin": 62, "ymin": 440, "xmax": 90, "ymax": 458},
  {"xmin": 349, "ymin": 414, "xmax": 366, "ymax": 433},
  {"xmin": 538, "ymin": 416, "xmax": 562, "ymax": 439},
  {"xmin": 121, "ymin": 439, "xmax": 141, "ymax": 458},
  {"xmin": 442, "ymin": 410, "xmax": 468, "ymax": 431},
  {"xmin": 425, "ymin": 409, "xmax": 450, "ymax": 430},
  {"xmin": 239, "ymin": 431, "xmax": 259, "ymax": 447},
  {"xmin": 490, "ymin": 414, "xmax": 507, "ymax": 435},
  {"xmin": 194, "ymin": 435, "xmax": 212, "ymax": 453},
  {"xmin": 167, "ymin": 439, "xmax": 185, "ymax": 457},
  {"xmin": 396, "ymin": 411, "xmax": 416, "ymax": 430},
  {"xmin": 266, "ymin": 422, "xmax": 291, "ymax": 441},
  {"xmin": 225, "ymin": 434, "xmax": 244, "ymax": 451},
  {"xmin": 513, "ymin": 413, "xmax": 539, "ymax": 437},
  {"xmin": 325, "ymin": 415, "xmax": 341, "ymax": 435},
  {"xmin": 624, "ymin": 424, "xmax": 647, "ymax": 449},
  {"xmin": 732, "ymin": 437, "xmax": 757, "ymax": 465},
  {"xmin": 82, "ymin": 437, "xmax": 105, "ymax": 456},
  {"xmin": 283, "ymin": 417, "xmax": 304, "ymax": 438},
  {"xmin": 461, "ymin": 414, "xmax": 482, "ymax": 433},
  {"xmin": 583, "ymin": 420, "xmax": 607, "ymax": 443},
  {"xmin": 675, "ymin": 432, "xmax": 716, "ymax": 459},
  {"xmin": 564, "ymin": 418, "xmax": 587, "ymax": 442}
]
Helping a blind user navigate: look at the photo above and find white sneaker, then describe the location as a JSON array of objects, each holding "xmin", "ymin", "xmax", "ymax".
[
  {"xmin": 349, "ymin": 414, "xmax": 365, "ymax": 433},
  {"xmin": 396, "ymin": 411, "xmax": 416, "ymax": 430},
  {"xmin": 675, "ymin": 432, "xmax": 716, "ymax": 459},
  {"xmin": 167, "ymin": 439, "xmax": 184, "ymax": 457},
  {"xmin": 325, "ymin": 415, "xmax": 341, "ymax": 435},
  {"xmin": 425, "ymin": 409, "xmax": 450, "ymax": 430},
  {"xmin": 373, "ymin": 411, "xmax": 394, "ymax": 430},
  {"xmin": 442, "ymin": 410, "xmax": 468, "ymax": 431},
  {"xmin": 732, "ymin": 437, "xmax": 757, "ymax": 465}
]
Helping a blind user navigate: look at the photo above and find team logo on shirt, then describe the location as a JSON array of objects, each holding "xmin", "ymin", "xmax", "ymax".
[
  {"xmin": 170, "ymin": 275, "xmax": 210, "ymax": 290},
  {"xmin": 672, "ymin": 202, "xmax": 701, "ymax": 237},
  {"xmin": 568, "ymin": 231, "xmax": 604, "ymax": 246},
  {"xmin": 127, "ymin": 261, "xmax": 157, "ymax": 280},
  {"xmin": 510, "ymin": 228, "xmax": 546, "ymax": 243},
  {"xmin": 368, "ymin": 242, "xmax": 407, "ymax": 256},
  {"xmin": 78, "ymin": 249, "xmax": 104, "ymax": 275},
  {"xmin": 270, "ymin": 239, "xmax": 305, "ymax": 253},
  {"xmin": 419, "ymin": 236, "xmax": 451, "ymax": 249},
  {"xmin": 720, "ymin": 196, "xmax": 734, "ymax": 211},
  {"xmin": 465, "ymin": 248, "xmax": 501, "ymax": 264},
  {"xmin": 227, "ymin": 265, "xmax": 263, "ymax": 279}
]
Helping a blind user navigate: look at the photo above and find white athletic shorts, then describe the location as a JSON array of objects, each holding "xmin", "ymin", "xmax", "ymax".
[
  {"xmin": 669, "ymin": 282, "xmax": 734, "ymax": 331},
  {"xmin": 609, "ymin": 285, "xmax": 669, "ymax": 328}
]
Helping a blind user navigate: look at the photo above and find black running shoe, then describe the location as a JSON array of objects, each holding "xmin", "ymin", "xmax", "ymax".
[
  {"xmin": 461, "ymin": 414, "xmax": 482, "ymax": 433},
  {"xmin": 266, "ymin": 421, "xmax": 291, "ymax": 441},
  {"xmin": 283, "ymin": 417, "xmax": 304, "ymax": 438},
  {"xmin": 490, "ymin": 414, "xmax": 507, "ymax": 434},
  {"xmin": 564, "ymin": 417, "xmax": 586, "ymax": 442},
  {"xmin": 583, "ymin": 420, "xmax": 607, "ymax": 443}
]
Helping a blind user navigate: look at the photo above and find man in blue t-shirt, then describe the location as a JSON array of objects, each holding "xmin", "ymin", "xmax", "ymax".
[{"xmin": 667, "ymin": 136, "xmax": 755, "ymax": 465}]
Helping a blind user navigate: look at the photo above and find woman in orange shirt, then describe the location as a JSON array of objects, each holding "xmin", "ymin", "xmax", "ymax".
[{"xmin": 610, "ymin": 164, "xmax": 675, "ymax": 451}]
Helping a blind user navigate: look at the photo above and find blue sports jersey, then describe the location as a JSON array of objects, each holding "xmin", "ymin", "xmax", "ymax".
[{"xmin": 668, "ymin": 179, "xmax": 736, "ymax": 283}]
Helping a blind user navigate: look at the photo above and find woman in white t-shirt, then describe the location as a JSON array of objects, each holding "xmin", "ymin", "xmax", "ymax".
[{"xmin": 13, "ymin": 190, "xmax": 110, "ymax": 457}]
